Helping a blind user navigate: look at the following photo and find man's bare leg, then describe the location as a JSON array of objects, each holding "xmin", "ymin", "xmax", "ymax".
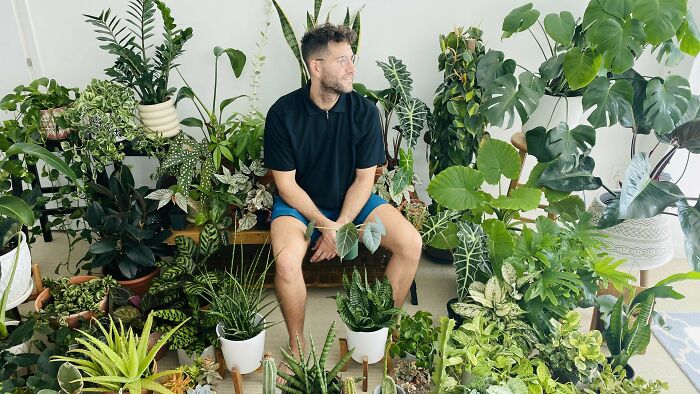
[
  {"xmin": 271, "ymin": 216, "xmax": 310, "ymax": 354},
  {"xmin": 360, "ymin": 204, "xmax": 422, "ymax": 306}
]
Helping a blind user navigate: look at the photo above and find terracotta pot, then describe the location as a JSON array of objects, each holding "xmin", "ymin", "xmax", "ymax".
[
  {"xmin": 34, "ymin": 275, "xmax": 108, "ymax": 328},
  {"xmin": 116, "ymin": 267, "xmax": 161, "ymax": 298}
]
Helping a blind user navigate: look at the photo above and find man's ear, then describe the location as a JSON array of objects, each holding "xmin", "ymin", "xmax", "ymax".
[{"xmin": 308, "ymin": 59, "xmax": 321, "ymax": 78}]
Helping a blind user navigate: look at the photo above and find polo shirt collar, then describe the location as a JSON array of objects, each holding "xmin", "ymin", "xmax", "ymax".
[{"xmin": 302, "ymin": 83, "xmax": 347, "ymax": 116}]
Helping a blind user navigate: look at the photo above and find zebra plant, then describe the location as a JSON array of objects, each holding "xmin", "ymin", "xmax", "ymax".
[
  {"xmin": 277, "ymin": 322, "xmax": 353, "ymax": 394},
  {"xmin": 272, "ymin": 0, "xmax": 362, "ymax": 86},
  {"xmin": 335, "ymin": 268, "xmax": 401, "ymax": 332},
  {"xmin": 151, "ymin": 308, "xmax": 218, "ymax": 358}
]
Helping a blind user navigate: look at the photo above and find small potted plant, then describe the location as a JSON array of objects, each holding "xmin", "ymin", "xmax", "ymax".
[
  {"xmin": 0, "ymin": 77, "xmax": 77, "ymax": 140},
  {"xmin": 335, "ymin": 268, "xmax": 402, "ymax": 364},
  {"xmin": 389, "ymin": 311, "xmax": 437, "ymax": 368},
  {"xmin": 80, "ymin": 165, "xmax": 171, "ymax": 296},
  {"xmin": 34, "ymin": 275, "xmax": 115, "ymax": 328},
  {"xmin": 203, "ymin": 246, "xmax": 277, "ymax": 375},
  {"xmin": 84, "ymin": 0, "xmax": 193, "ymax": 138}
]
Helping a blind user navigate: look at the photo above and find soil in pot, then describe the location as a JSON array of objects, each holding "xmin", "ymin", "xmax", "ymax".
[{"xmin": 446, "ymin": 298, "xmax": 465, "ymax": 328}]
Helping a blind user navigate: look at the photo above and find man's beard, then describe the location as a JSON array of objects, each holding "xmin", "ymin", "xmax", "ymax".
[{"xmin": 320, "ymin": 75, "xmax": 352, "ymax": 95}]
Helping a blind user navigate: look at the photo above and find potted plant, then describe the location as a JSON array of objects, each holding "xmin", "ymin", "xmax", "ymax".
[
  {"xmin": 0, "ymin": 77, "xmax": 77, "ymax": 141},
  {"xmin": 276, "ymin": 321, "xmax": 354, "ymax": 393},
  {"xmin": 84, "ymin": 0, "xmax": 192, "ymax": 138},
  {"xmin": 80, "ymin": 165, "xmax": 171, "ymax": 296},
  {"xmin": 34, "ymin": 275, "xmax": 115, "ymax": 328},
  {"xmin": 373, "ymin": 346, "xmax": 407, "ymax": 394},
  {"xmin": 203, "ymin": 246, "xmax": 277, "ymax": 375},
  {"xmin": 389, "ymin": 311, "xmax": 437, "ymax": 369},
  {"xmin": 51, "ymin": 312, "xmax": 186, "ymax": 393},
  {"xmin": 390, "ymin": 359, "xmax": 432, "ymax": 394},
  {"xmin": 335, "ymin": 268, "xmax": 402, "ymax": 364}
]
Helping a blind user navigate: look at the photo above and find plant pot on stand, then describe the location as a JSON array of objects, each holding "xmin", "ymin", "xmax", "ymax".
[
  {"xmin": 345, "ymin": 324, "xmax": 389, "ymax": 365},
  {"xmin": 588, "ymin": 191, "xmax": 674, "ymax": 286},
  {"xmin": 0, "ymin": 232, "xmax": 34, "ymax": 310},
  {"xmin": 216, "ymin": 313, "xmax": 266, "ymax": 375},
  {"xmin": 138, "ymin": 97, "xmax": 181, "ymax": 138},
  {"xmin": 522, "ymin": 94, "xmax": 583, "ymax": 131}
]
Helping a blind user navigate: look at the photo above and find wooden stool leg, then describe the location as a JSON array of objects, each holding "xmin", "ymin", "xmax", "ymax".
[
  {"xmin": 232, "ymin": 367, "xmax": 243, "ymax": 394},
  {"xmin": 640, "ymin": 270, "xmax": 649, "ymax": 287},
  {"xmin": 339, "ymin": 337, "xmax": 349, "ymax": 372},
  {"xmin": 362, "ymin": 356, "xmax": 368, "ymax": 392}
]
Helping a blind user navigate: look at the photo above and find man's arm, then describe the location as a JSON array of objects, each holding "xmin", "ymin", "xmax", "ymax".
[
  {"xmin": 272, "ymin": 169, "xmax": 335, "ymax": 229},
  {"xmin": 337, "ymin": 166, "xmax": 377, "ymax": 225}
]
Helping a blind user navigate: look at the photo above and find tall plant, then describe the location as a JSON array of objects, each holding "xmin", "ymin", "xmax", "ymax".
[
  {"xmin": 84, "ymin": 0, "xmax": 193, "ymax": 104},
  {"xmin": 272, "ymin": 0, "xmax": 362, "ymax": 86}
]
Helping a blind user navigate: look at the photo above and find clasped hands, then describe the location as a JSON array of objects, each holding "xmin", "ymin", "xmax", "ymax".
[{"xmin": 310, "ymin": 217, "xmax": 349, "ymax": 263}]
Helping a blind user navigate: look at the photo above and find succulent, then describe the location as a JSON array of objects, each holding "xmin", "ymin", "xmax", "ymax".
[
  {"xmin": 335, "ymin": 268, "xmax": 402, "ymax": 332},
  {"xmin": 343, "ymin": 377, "xmax": 357, "ymax": 394},
  {"xmin": 263, "ymin": 356, "xmax": 277, "ymax": 394},
  {"xmin": 163, "ymin": 371, "xmax": 192, "ymax": 394},
  {"xmin": 381, "ymin": 376, "xmax": 398, "ymax": 394},
  {"xmin": 180, "ymin": 356, "xmax": 223, "ymax": 388},
  {"xmin": 187, "ymin": 384, "xmax": 214, "ymax": 394},
  {"xmin": 391, "ymin": 359, "xmax": 431, "ymax": 394}
]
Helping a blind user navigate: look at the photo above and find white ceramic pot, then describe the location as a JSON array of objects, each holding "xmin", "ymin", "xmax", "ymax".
[
  {"xmin": 216, "ymin": 313, "xmax": 266, "ymax": 374},
  {"xmin": 39, "ymin": 107, "xmax": 70, "ymax": 140},
  {"xmin": 0, "ymin": 232, "xmax": 33, "ymax": 311},
  {"xmin": 523, "ymin": 94, "xmax": 583, "ymax": 130},
  {"xmin": 177, "ymin": 345, "xmax": 216, "ymax": 366},
  {"xmin": 345, "ymin": 324, "xmax": 388, "ymax": 364},
  {"xmin": 4, "ymin": 321, "xmax": 31, "ymax": 354},
  {"xmin": 372, "ymin": 384, "xmax": 406, "ymax": 394},
  {"xmin": 137, "ymin": 97, "xmax": 181, "ymax": 138},
  {"xmin": 588, "ymin": 192, "xmax": 674, "ymax": 271}
]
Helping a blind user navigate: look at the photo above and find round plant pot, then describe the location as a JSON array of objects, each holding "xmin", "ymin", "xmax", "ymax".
[
  {"xmin": 34, "ymin": 275, "xmax": 108, "ymax": 328},
  {"xmin": 177, "ymin": 345, "xmax": 216, "ymax": 366},
  {"xmin": 3, "ymin": 321, "xmax": 31, "ymax": 355},
  {"xmin": 605, "ymin": 357, "xmax": 635, "ymax": 379},
  {"xmin": 345, "ymin": 324, "xmax": 388, "ymax": 364},
  {"xmin": 114, "ymin": 267, "xmax": 161, "ymax": 298},
  {"xmin": 446, "ymin": 298, "xmax": 465, "ymax": 328},
  {"xmin": 372, "ymin": 384, "xmax": 406, "ymax": 394},
  {"xmin": 39, "ymin": 107, "xmax": 70, "ymax": 140},
  {"xmin": 137, "ymin": 97, "xmax": 181, "ymax": 138},
  {"xmin": 588, "ymin": 192, "xmax": 674, "ymax": 271},
  {"xmin": 522, "ymin": 94, "xmax": 583, "ymax": 130},
  {"xmin": 217, "ymin": 313, "xmax": 266, "ymax": 374},
  {"xmin": 423, "ymin": 244, "xmax": 453, "ymax": 264},
  {"xmin": 0, "ymin": 232, "xmax": 33, "ymax": 311}
]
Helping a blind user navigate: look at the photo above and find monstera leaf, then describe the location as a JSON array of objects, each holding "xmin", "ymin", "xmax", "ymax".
[
  {"xmin": 544, "ymin": 11, "xmax": 576, "ymax": 45},
  {"xmin": 564, "ymin": 47, "xmax": 602, "ymax": 90},
  {"xmin": 482, "ymin": 72, "xmax": 543, "ymax": 129},
  {"xmin": 677, "ymin": 13, "xmax": 700, "ymax": 55},
  {"xmin": 644, "ymin": 75, "xmax": 692, "ymax": 134},
  {"xmin": 476, "ymin": 138, "xmax": 521, "ymax": 185},
  {"xmin": 525, "ymin": 123, "xmax": 596, "ymax": 172},
  {"xmin": 538, "ymin": 156, "xmax": 602, "ymax": 192},
  {"xmin": 677, "ymin": 198, "xmax": 700, "ymax": 270},
  {"xmin": 475, "ymin": 50, "xmax": 517, "ymax": 91},
  {"xmin": 590, "ymin": 19, "xmax": 646, "ymax": 74},
  {"xmin": 619, "ymin": 69, "xmax": 654, "ymax": 134},
  {"xmin": 395, "ymin": 97, "xmax": 429, "ymax": 149},
  {"xmin": 618, "ymin": 153, "xmax": 684, "ymax": 218},
  {"xmin": 632, "ymin": 0, "xmax": 687, "ymax": 45},
  {"xmin": 583, "ymin": 77, "xmax": 634, "ymax": 127},
  {"xmin": 376, "ymin": 56, "xmax": 413, "ymax": 98},
  {"xmin": 502, "ymin": 3, "xmax": 540, "ymax": 38},
  {"xmin": 427, "ymin": 166, "xmax": 486, "ymax": 211}
]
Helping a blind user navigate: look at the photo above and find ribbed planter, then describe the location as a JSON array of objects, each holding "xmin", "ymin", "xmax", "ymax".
[
  {"xmin": 588, "ymin": 192, "xmax": 674, "ymax": 272},
  {"xmin": 345, "ymin": 324, "xmax": 388, "ymax": 364},
  {"xmin": 0, "ymin": 232, "xmax": 33, "ymax": 311},
  {"xmin": 39, "ymin": 107, "xmax": 70, "ymax": 140},
  {"xmin": 137, "ymin": 97, "xmax": 181, "ymax": 138},
  {"xmin": 523, "ymin": 94, "xmax": 583, "ymax": 130},
  {"xmin": 34, "ymin": 275, "xmax": 108, "ymax": 328},
  {"xmin": 217, "ymin": 313, "xmax": 266, "ymax": 374}
]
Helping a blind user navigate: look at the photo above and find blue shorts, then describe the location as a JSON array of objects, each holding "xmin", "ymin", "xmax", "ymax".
[{"xmin": 271, "ymin": 194, "xmax": 388, "ymax": 244}]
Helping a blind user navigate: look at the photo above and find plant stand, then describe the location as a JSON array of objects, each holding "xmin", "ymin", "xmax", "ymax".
[
  {"xmin": 229, "ymin": 352, "xmax": 272, "ymax": 394},
  {"xmin": 339, "ymin": 337, "xmax": 370, "ymax": 392}
]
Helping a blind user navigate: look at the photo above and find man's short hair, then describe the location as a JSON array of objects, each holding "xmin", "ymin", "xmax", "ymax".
[{"xmin": 300, "ymin": 24, "xmax": 357, "ymax": 67}]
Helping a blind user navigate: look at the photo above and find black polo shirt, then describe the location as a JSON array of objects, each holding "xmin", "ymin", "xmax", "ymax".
[{"xmin": 264, "ymin": 84, "xmax": 385, "ymax": 210}]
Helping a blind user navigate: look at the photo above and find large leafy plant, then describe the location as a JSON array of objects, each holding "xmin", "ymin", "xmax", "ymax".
[
  {"xmin": 272, "ymin": 0, "xmax": 362, "ymax": 86},
  {"xmin": 427, "ymin": 26, "xmax": 488, "ymax": 178},
  {"xmin": 276, "ymin": 322, "xmax": 353, "ymax": 394},
  {"xmin": 334, "ymin": 267, "xmax": 401, "ymax": 332},
  {"xmin": 52, "ymin": 312, "xmax": 186, "ymax": 393},
  {"xmin": 81, "ymin": 165, "xmax": 171, "ymax": 280},
  {"xmin": 84, "ymin": 0, "xmax": 193, "ymax": 104}
]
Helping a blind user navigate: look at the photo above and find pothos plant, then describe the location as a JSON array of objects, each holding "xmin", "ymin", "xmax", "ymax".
[{"xmin": 356, "ymin": 56, "xmax": 429, "ymax": 205}]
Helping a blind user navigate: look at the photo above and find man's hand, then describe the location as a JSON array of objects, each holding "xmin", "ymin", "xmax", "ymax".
[{"xmin": 310, "ymin": 219, "xmax": 346, "ymax": 262}]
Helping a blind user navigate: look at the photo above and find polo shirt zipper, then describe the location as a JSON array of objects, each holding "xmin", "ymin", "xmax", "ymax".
[{"xmin": 326, "ymin": 110, "xmax": 329, "ymax": 120}]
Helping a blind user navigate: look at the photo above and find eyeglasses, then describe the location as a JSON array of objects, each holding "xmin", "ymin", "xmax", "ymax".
[{"xmin": 315, "ymin": 54, "xmax": 359, "ymax": 67}]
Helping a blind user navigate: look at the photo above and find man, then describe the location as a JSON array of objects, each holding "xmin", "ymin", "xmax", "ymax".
[{"xmin": 264, "ymin": 23, "xmax": 422, "ymax": 357}]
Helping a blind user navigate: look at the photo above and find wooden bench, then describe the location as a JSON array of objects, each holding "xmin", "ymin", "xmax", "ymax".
[{"xmin": 166, "ymin": 226, "xmax": 418, "ymax": 305}]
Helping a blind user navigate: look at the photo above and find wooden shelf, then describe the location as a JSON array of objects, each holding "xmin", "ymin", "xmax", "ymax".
[{"xmin": 166, "ymin": 226, "xmax": 272, "ymax": 245}]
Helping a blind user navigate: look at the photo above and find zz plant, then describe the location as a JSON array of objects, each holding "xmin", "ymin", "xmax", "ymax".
[
  {"xmin": 335, "ymin": 268, "xmax": 401, "ymax": 332},
  {"xmin": 84, "ymin": 0, "xmax": 193, "ymax": 104}
]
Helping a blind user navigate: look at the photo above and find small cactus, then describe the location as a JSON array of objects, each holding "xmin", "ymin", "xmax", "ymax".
[
  {"xmin": 344, "ymin": 377, "xmax": 357, "ymax": 394},
  {"xmin": 262, "ymin": 356, "xmax": 277, "ymax": 394},
  {"xmin": 381, "ymin": 376, "xmax": 397, "ymax": 394}
]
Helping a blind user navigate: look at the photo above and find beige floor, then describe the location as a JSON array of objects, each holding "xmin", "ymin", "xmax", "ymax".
[{"xmin": 27, "ymin": 232, "xmax": 700, "ymax": 393}]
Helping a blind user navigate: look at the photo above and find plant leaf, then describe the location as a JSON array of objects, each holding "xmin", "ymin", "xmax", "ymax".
[
  {"xmin": 643, "ymin": 75, "xmax": 691, "ymax": 134},
  {"xmin": 563, "ymin": 47, "xmax": 602, "ymax": 90},
  {"xmin": 502, "ymin": 3, "xmax": 540, "ymax": 38},
  {"xmin": 491, "ymin": 186, "xmax": 542, "ymax": 211},
  {"xmin": 583, "ymin": 77, "xmax": 634, "ymax": 127},
  {"xmin": 618, "ymin": 153, "xmax": 683, "ymax": 218},
  {"xmin": 591, "ymin": 19, "xmax": 646, "ymax": 74},
  {"xmin": 544, "ymin": 11, "xmax": 576, "ymax": 45},
  {"xmin": 632, "ymin": 0, "xmax": 687, "ymax": 45},
  {"xmin": 426, "ymin": 166, "xmax": 486, "ymax": 210},
  {"xmin": 476, "ymin": 138, "xmax": 521, "ymax": 185}
]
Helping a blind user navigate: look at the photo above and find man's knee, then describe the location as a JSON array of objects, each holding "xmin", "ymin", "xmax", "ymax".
[
  {"xmin": 405, "ymin": 227, "xmax": 423, "ymax": 261},
  {"xmin": 274, "ymin": 248, "xmax": 305, "ymax": 281}
]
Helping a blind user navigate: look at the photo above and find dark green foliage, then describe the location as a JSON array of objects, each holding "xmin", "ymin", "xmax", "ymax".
[
  {"xmin": 40, "ymin": 276, "xmax": 116, "ymax": 318},
  {"xmin": 335, "ymin": 268, "xmax": 401, "ymax": 332}
]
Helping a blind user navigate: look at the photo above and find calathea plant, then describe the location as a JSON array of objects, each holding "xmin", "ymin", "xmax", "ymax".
[
  {"xmin": 84, "ymin": 0, "xmax": 193, "ymax": 104},
  {"xmin": 334, "ymin": 267, "xmax": 402, "ymax": 332}
]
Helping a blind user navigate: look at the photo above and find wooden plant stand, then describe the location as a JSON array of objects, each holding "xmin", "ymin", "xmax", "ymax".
[
  {"xmin": 229, "ymin": 351, "xmax": 272, "ymax": 394},
  {"xmin": 338, "ymin": 337, "xmax": 370, "ymax": 392}
]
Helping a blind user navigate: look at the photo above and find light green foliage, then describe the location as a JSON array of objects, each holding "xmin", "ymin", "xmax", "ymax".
[
  {"xmin": 381, "ymin": 376, "xmax": 398, "ymax": 394},
  {"xmin": 485, "ymin": 378, "xmax": 528, "ymax": 394},
  {"xmin": 262, "ymin": 357, "xmax": 277, "ymax": 394},
  {"xmin": 277, "ymin": 322, "xmax": 352, "ymax": 394},
  {"xmin": 335, "ymin": 268, "xmax": 401, "ymax": 332},
  {"xmin": 343, "ymin": 377, "xmax": 357, "ymax": 394},
  {"xmin": 389, "ymin": 311, "xmax": 438, "ymax": 368},
  {"xmin": 582, "ymin": 361, "xmax": 669, "ymax": 393}
]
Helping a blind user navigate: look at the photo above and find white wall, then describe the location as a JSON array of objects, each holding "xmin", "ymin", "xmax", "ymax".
[{"xmin": 1, "ymin": 0, "xmax": 698, "ymax": 256}]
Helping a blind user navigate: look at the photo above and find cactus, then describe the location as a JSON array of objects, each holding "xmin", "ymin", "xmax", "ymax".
[
  {"xmin": 381, "ymin": 376, "xmax": 397, "ymax": 394},
  {"xmin": 344, "ymin": 377, "xmax": 357, "ymax": 394},
  {"xmin": 263, "ymin": 356, "xmax": 277, "ymax": 394}
]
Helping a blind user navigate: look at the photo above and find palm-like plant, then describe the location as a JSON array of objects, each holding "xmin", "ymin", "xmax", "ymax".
[
  {"xmin": 335, "ymin": 268, "xmax": 401, "ymax": 332},
  {"xmin": 51, "ymin": 312, "xmax": 186, "ymax": 393}
]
